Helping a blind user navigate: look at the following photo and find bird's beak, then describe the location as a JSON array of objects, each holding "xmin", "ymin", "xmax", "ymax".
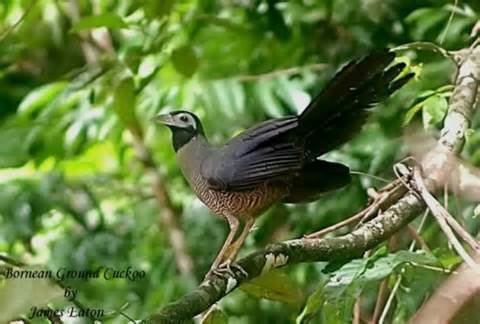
[{"xmin": 152, "ymin": 114, "xmax": 176, "ymax": 127}]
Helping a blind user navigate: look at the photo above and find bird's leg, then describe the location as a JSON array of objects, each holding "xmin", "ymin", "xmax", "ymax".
[
  {"xmin": 211, "ymin": 217, "xmax": 255, "ymax": 278},
  {"xmin": 205, "ymin": 213, "xmax": 239, "ymax": 278},
  {"xmin": 223, "ymin": 217, "xmax": 255, "ymax": 262}
]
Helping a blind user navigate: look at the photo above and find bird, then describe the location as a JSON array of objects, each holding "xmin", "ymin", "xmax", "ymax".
[{"xmin": 153, "ymin": 49, "xmax": 414, "ymax": 276}]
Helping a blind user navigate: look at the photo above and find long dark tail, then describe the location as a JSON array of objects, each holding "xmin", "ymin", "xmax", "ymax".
[{"xmin": 298, "ymin": 49, "xmax": 414, "ymax": 158}]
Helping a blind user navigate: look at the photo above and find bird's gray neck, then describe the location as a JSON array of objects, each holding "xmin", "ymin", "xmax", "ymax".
[{"xmin": 176, "ymin": 135, "xmax": 212, "ymax": 180}]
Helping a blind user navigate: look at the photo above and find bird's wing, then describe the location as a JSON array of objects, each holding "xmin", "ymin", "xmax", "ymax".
[
  {"xmin": 201, "ymin": 117, "xmax": 303, "ymax": 191},
  {"xmin": 225, "ymin": 116, "xmax": 299, "ymax": 156}
]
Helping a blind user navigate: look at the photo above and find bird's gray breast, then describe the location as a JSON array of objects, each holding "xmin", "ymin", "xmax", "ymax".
[{"xmin": 176, "ymin": 139, "xmax": 288, "ymax": 218}]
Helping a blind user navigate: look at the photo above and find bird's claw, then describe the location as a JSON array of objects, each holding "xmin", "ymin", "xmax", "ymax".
[{"xmin": 212, "ymin": 260, "xmax": 248, "ymax": 279}]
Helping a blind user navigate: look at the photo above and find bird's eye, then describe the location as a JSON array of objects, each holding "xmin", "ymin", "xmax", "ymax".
[{"xmin": 179, "ymin": 114, "xmax": 189, "ymax": 123}]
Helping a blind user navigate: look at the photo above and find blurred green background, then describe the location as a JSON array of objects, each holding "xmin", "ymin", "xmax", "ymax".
[{"xmin": 1, "ymin": 0, "xmax": 480, "ymax": 323}]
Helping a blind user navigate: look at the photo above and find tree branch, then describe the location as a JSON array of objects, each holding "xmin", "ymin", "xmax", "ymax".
[
  {"xmin": 77, "ymin": 13, "xmax": 196, "ymax": 277},
  {"xmin": 130, "ymin": 131, "xmax": 194, "ymax": 277},
  {"xmin": 411, "ymin": 252, "xmax": 480, "ymax": 323},
  {"xmin": 145, "ymin": 45, "xmax": 480, "ymax": 323},
  {"xmin": 146, "ymin": 193, "xmax": 424, "ymax": 323}
]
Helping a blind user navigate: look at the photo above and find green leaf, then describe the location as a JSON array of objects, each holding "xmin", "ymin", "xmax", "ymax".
[
  {"xmin": 404, "ymin": 100, "xmax": 425, "ymax": 126},
  {"xmin": 202, "ymin": 305, "xmax": 228, "ymax": 324},
  {"xmin": 474, "ymin": 204, "xmax": 480, "ymax": 218},
  {"xmin": 422, "ymin": 95, "xmax": 448, "ymax": 129},
  {"xmin": 226, "ymin": 79, "xmax": 246, "ymax": 115},
  {"xmin": 327, "ymin": 251, "xmax": 437, "ymax": 287},
  {"xmin": 144, "ymin": 0, "xmax": 175, "ymax": 19},
  {"xmin": 296, "ymin": 278, "xmax": 328, "ymax": 324},
  {"xmin": 71, "ymin": 14, "xmax": 128, "ymax": 32},
  {"xmin": 0, "ymin": 126, "xmax": 30, "ymax": 168},
  {"xmin": 171, "ymin": 45, "xmax": 199, "ymax": 78},
  {"xmin": 64, "ymin": 121, "xmax": 86, "ymax": 155},
  {"xmin": 274, "ymin": 77, "xmax": 310, "ymax": 114},
  {"xmin": 297, "ymin": 251, "xmax": 436, "ymax": 323},
  {"xmin": 254, "ymin": 81, "xmax": 283, "ymax": 118},
  {"xmin": 18, "ymin": 82, "xmax": 68, "ymax": 117},
  {"xmin": 403, "ymin": 92, "xmax": 451, "ymax": 129},
  {"xmin": 112, "ymin": 77, "xmax": 141, "ymax": 134},
  {"xmin": 0, "ymin": 267, "xmax": 63, "ymax": 322},
  {"xmin": 405, "ymin": 8, "xmax": 449, "ymax": 40},
  {"xmin": 240, "ymin": 269, "xmax": 303, "ymax": 305},
  {"xmin": 465, "ymin": 128, "xmax": 475, "ymax": 142}
]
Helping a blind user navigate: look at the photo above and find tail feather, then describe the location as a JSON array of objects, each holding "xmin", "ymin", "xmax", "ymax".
[
  {"xmin": 297, "ymin": 49, "xmax": 413, "ymax": 158},
  {"xmin": 282, "ymin": 160, "xmax": 351, "ymax": 203},
  {"xmin": 299, "ymin": 49, "xmax": 394, "ymax": 129}
]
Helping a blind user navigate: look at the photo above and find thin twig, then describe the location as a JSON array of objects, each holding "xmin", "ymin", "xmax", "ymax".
[
  {"xmin": 444, "ymin": 182, "xmax": 449, "ymax": 211},
  {"xmin": 412, "ymin": 167, "xmax": 480, "ymax": 272},
  {"xmin": 440, "ymin": 0, "xmax": 459, "ymax": 45},
  {"xmin": 411, "ymin": 263, "xmax": 458, "ymax": 274},
  {"xmin": 372, "ymin": 280, "xmax": 388, "ymax": 323},
  {"xmin": 304, "ymin": 206, "xmax": 374, "ymax": 238},
  {"xmin": 356, "ymin": 182, "xmax": 407, "ymax": 227},
  {"xmin": 392, "ymin": 42, "xmax": 454, "ymax": 61},
  {"xmin": 350, "ymin": 170, "xmax": 391, "ymax": 183},
  {"xmin": 0, "ymin": 254, "xmax": 26, "ymax": 267},
  {"xmin": 47, "ymin": 306, "xmax": 64, "ymax": 324},
  {"xmin": 407, "ymin": 225, "xmax": 431, "ymax": 253},
  {"xmin": 0, "ymin": 0, "xmax": 38, "ymax": 42},
  {"xmin": 378, "ymin": 273, "xmax": 401, "ymax": 324},
  {"xmin": 353, "ymin": 297, "xmax": 361, "ymax": 324},
  {"xmin": 233, "ymin": 63, "xmax": 329, "ymax": 82},
  {"xmin": 130, "ymin": 133, "xmax": 194, "ymax": 276},
  {"xmin": 305, "ymin": 181, "xmax": 402, "ymax": 238},
  {"xmin": 415, "ymin": 169, "xmax": 480, "ymax": 251},
  {"xmin": 379, "ymin": 210, "xmax": 430, "ymax": 324}
]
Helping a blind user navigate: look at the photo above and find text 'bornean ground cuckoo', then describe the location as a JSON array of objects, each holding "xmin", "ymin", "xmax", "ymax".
[{"xmin": 154, "ymin": 49, "xmax": 414, "ymax": 277}]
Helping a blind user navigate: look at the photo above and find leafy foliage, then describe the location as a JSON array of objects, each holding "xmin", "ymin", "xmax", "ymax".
[{"xmin": 0, "ymin": 0, "xmax": 479, "ymax": 322}]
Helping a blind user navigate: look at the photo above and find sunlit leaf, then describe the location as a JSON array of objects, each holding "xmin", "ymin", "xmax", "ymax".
[
  {"xmin": 71, "ymin": 14, "xmax": 128, "ymax": 32},
  {"xmin": 275, "ymin": 77, "xmax": 308, "ymax": 113},
  {"xmin": 61, "ymin": 142, "xmax": 118, "ymax": 177},
  {"xmin": 327, "ymin": 250, "xmax": 437, "ymax": 287},
  {"xmin": 405, "ymin": 8, "xmax": 450, "ymax": 40},
  {"xmin": 422, "ymin": 95, "xmax": 448, "ymax": 129},
  {"xmin": 404, "ymin": 100, "xmax": 424, "ymax": 126},
  {"xmin": 144, "ymin": 0, "xmax": 175, "ymax": 19},
  {"xmin": 241, "ymin": 269, "xmax": 303, "ymax": 305},
  {"xmin": 404, "ymin": 92, "xmax": 449, "ymax": 127},
  {"xmin": 0, "ymin": 126, "xmax": 30, "ymax": 168},
  {"xmin": 298, "ymin": 251, "xmax": 437, "ymax": 323},
  {"xmin": 112, "ymin": 77, "xmax": 141, "ymax": 134},
  {"xmin": 171, "ymin": 45, "xmax": 199, "ymax": 78},
  {"xmin": 0, "ymin": 267, "xmax": 63, "ymax": 322},
  {"xmin": 64, "ymin": 121, "xmax": 86, "ymax": 155},
  {"xmin": 18, "ymin": 82, "xmax": 68, "ymax": 117},
  {"xmin": 296, "ymin": 278, "xmax": 328, "ymax": 324},
  {"xmin": 226, "ymin": 79, "xmax": 246, "ymax": 115},
  {"xmin": 202, "ymin": 306, "xmax": 228, "ymax": 324},
  {"xmin": 254, "ymin": 81, "xmax": 283, "ymax": 117}
]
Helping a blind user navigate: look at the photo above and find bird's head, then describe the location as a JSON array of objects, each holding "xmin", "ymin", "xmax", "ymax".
[{"xmin": 153, "ymin": 110, "xmax": 205, "ymax": 151}]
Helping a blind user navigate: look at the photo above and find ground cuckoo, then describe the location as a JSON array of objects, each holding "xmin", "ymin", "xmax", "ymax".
[{"xmin": 154, "ymin": 49, "xmax": 413, "ymax": 275}]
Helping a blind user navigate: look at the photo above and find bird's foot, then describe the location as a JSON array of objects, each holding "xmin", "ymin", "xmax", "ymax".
[{"xmin": 210, "ymin": 260, "xmax": 248, "ymax": 279}]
